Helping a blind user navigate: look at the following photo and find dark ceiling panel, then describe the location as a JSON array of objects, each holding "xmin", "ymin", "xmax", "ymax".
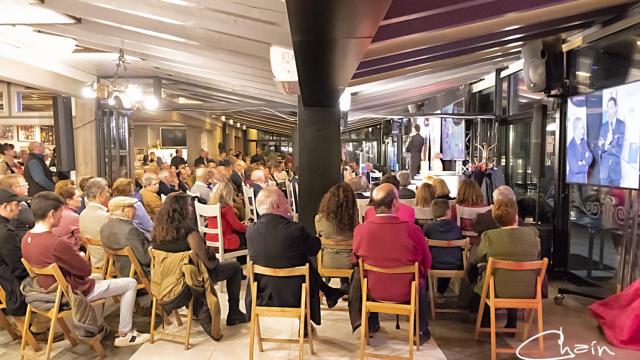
[
  {"xmin": 286, "ymin": 0, "xmax": 392, "ymax": 107},
  {"xmin": 382, "ymin": 0, "xmax": 494, "ymax": 22},
  {"xmin": 374, "ymin": 0, "xmax": 567, "ymax": 42}
]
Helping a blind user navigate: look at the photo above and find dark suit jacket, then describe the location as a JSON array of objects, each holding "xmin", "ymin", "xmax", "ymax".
[
  {"xmin": 251, "ymin": 183, "xmax": 263, "ymax": 202},
  {"xmin": 230, "ymin": 171, "xmax": 244, "ymax": 194},
  {"xmin": 0, "ymin": 215, "xmax": 28, "ymax": 315},
  {"xmin": 567, "ymin": 138, "xmax": 592, "ymax": 183},
  {"xmin": 423, "ymin": 219, "xmax": 463, "ymax": 270},
  {"xmin": 472, "ymin": 210, "xmax": 524, "ymax": 237},
  {"xmin": 170, "ymin": 156, "xmax": 187, "ymax": 169},
  {"xmin": 405, "ymin": 133, "xmax": 424, "ymax": 161},
  {"xmin": 193, "ymin": 156, "xmax": 213, "ymax": 167},
  {"xmin": 399, "ymin": 187, "xmax": 416, "ymax": 199},
  {"xmin": 599, "ymin": 118, "xmax": 625, "ymax": 183},
  {"xmin": 158, "ymin": 181, "xmax": 178, "ymax": 197},
  {"xmin": 246, "ymin": 214, "xmax": 322, "ymax": 323}
]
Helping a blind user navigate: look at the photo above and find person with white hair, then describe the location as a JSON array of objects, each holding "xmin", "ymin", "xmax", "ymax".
[
  {"xmin": 191, "ymin": 167, "xmax": 212, "ymax": 203},
  {"xmin": 157, "ymin": 170, "xmax": 178, "ymax": 197},
  {"xmin": 140, "ymin": 173, "xmax": 162, "ymax": 220},
  {"xmin": 79, "ymin": 177, "xmax": 111, "ymax": 268},
  {"xmin": 250, "ymin": 169, "xmax": 267, "ymax": 200},
  {"xmin": 245, "ymin": 187, "xmax": 346, "ymax": 330},
  {"xmin": 396, "ymin": 170, "xmax": 416, "ymax": 199},
  {"xmin": 472, "ymin": 185, "xmax": 522, "ymax": 237}
]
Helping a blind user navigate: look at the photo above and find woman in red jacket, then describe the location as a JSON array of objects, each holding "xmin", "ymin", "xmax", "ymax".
[{"xmin": 206, "ymin": 181, "xmax": 247, "ymax": 265}]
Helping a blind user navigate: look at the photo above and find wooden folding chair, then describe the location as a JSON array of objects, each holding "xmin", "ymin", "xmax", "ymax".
[
  {"xmin": 427, "ymin": 238, "xmax": 470, "ymax": 318},
  {"xmin": 148, "ymin": 248, "xmax": 194, "ymax": 350},
  {"xmin": 0, "ymin": 284, "xmax": 41, "ymax": 352},
  {"xmin": 248, "ymin": 261, "xmax": 314, "ymax": 360},
  {"xmin": 20, "ymin": 259, "xmax": 106, "ymax": 360},
  {"xmin": 359, "ymin": 259, "xmax": 420, "ymax": 360},
  {"xmin": 80, "ymin": 235, "xmax": 108, "ymax": 277},
  {"xmin": 474, "ymin": 257, "xmax": 548, "ymax": 360},
  {"xmin": 194, "ymin": 202, "xmax": 249, "ymax": 263},
  {"xmin": 317, "ymin": 238, "xmax": 353, "ymax": 311},
  {"xmin": 285, "ymin": 179, "xmax": 299, "ymax": 222},
  {"xmin": 413, "ymin": 207, "xmax": 433, "ymax": 223},
  {"xmin": 243, "ymin": 185, "xmax": 257, "ymax": 220}
]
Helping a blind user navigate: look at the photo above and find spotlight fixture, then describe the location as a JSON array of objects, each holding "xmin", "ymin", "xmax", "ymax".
[
  {"xmin": 81, "ymin": 84, "xmax": 96, "ymax": 99},
  {"xmin": 339, "ymin": 89, "xmax": 351, "ymax": 112},
  {"xmin": 143, "ymin": 96, "xmax": 159, "ymax": 110}
]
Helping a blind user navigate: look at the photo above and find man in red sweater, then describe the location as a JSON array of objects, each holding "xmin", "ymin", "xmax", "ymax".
[
  {"xmin": 353, "ymin": 183, "xmax": 432, "ymax": 344},
  {"xmin": 21, "ymin": 192, "xmax": 150, "ymax": 347}
]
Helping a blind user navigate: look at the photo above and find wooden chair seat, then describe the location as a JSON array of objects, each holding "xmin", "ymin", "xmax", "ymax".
[
  {"xmin": 359, "ymin": 259, "xmax": 420, "ymax": 360},
  {"xmin": 427, "ymin": 238, "xmax": 470, "ymax": 318},
  {"xmin": 0, "ymin": 284, "xmax": 41, "ymax": 352},
  {"xmin": 248, "ymin": 262, "xmax": 314, "ymax": 360},
  {"xmin": 20, "ymin": 259, "xmax": 106, "ymax": 360},
  {"xmin": 317, "ymin": 238, "xmax": 353, "ymax": 310},
  {"xmin": 474, "ymin": 257, "xmax": 548, "ymax": 360}
]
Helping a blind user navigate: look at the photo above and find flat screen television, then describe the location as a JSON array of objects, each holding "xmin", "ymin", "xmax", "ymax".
[
  {"xmin": 566, "ymin": 80, "xmax": 640, "ymax": 189},
  {"xmin": 160, "ymin": 127, "xmax": 187, "ymax": 148}
]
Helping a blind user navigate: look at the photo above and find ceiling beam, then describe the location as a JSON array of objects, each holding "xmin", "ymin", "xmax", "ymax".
[
  {"xmin": 364, "ymin": 0, "xmax": 636, "ymax": 60},
  {"xmin": 40, "ymin": 0, "xmax": 272, "ymax": 58}
]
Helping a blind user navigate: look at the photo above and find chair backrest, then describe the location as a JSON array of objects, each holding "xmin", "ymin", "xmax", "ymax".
[
  {"xmin": 456, "ymin": 205, "xmax": 492, "ymax": 235},
  {"xmin": 399, "ymin": 198, "xmax": 415, "ymax": 206},
  {"xmin": 194, "ymin": 202, "xmax": 226, "ymax": 254},
  {"xmin": 358, "ymin": 204, "xmax": 371, "ymax": 223},
  {"xmin": 103, "ymin": 246, "xmax": 151, "ymax": 289},
  {"xmin": 0, "ymin": 284, "xmax": 7, "ymax": 308},
  {"xmin": 161, "ymin": 194, "xmax": 167, "ymax": 203},
  {"xmin": 21, "ymin": 259, "xmax": 72, "ymax": 303},
  {"xmin": 320, "ymin": 238, "xmax": 353, "ymax": 250},
  {"xmin": 413, "ymin": 206, "xmax": 433, "ymax": 221},
  {"xmin": 428, "ymin": 238, "xmax": 470, "ymax": 269},
  {"xmin": 248, "ymin": 261, "xmax": 310, "ymax": 296},
  {"xmin": 81, "ymin": 235, "xmax": 102, "ymax": 247},
  {"xmin": 356, "ymin": 198, "xmax": 370, "ymax": 207},
  {"xmin": 484, "ymin": 257, "xmax": 548, "ymax": 300},
  {"xmin": 358, "ymin": 259, "xmax": 419, "ymax": 300},
  {"xmin": 285, "ymin": 179, "xmax": 298, "ymax": 219},
  {"xmin": 243, "ymin": 185, "xmax": 257, "ymax": 220}
]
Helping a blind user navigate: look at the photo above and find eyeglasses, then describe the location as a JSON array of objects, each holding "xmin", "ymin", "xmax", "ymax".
[{"xmin": 17, "ymin": 183, "xmax": 28, "ymax": 187}]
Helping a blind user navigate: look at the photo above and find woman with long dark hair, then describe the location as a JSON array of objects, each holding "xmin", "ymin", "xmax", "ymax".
[
  {"xmin": 315, "ymin": 183, "xmax": 358, "ymax": 288},
  {"xmin": 152, "ymin": 193, "xmax": 247, "ymax": 326}
]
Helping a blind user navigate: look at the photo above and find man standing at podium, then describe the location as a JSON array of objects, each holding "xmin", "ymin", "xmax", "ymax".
[{"xmin": 405, "ymin": 124, "xmax": 424, "ymax": 180}]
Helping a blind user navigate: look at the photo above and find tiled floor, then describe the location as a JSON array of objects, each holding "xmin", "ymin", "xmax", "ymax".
[{"xmin": 1, "ymin": 281, "xmax": 639, "ymax": 359}]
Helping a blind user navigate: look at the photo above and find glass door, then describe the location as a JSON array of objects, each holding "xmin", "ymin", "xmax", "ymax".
[{"xmin": 98, "ymin": 108, "xmax": 132, "ymax": 182}]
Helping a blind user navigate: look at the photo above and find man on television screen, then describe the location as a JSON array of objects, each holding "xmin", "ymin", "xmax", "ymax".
[
  {"xmin": 567, "ymin": 117, "xmax": 593, "ymax": 183},
  {"xmin": 598, "ymin": 97, "xmax": 625, "ymax": 186}
]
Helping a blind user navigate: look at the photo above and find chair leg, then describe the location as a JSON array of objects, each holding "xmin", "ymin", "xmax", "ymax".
[
  {"xmin": 359, "ymin": 307, "xmax": 367, "ymax": 360},
  {"xmin": 474, "ymin": 296, "xmax": 486, "ymax": 340},
  {"xmin": 255, "ymin": 316, "xmax": 264, "ymax": 352},
  {"xmin": 306, "ymin": 291, "xmax": 315, "ymax": 355},
  {"xmin": 19, "ymin": 305, "xmax": 32, "ymax": 360},
  {"xmin": 90, "ymin": 336, "xmax": 107, "ymax": 358},
  {"xmin": 13, "ymin": 316, "xmax": 42, "ymax": 352},
  {"xmin": 44, "ymin": 314, "xmax": 57, "ymax": 360},
  {"xmin": 57, "ymin": 317, "xmax": 78, "ymax": 347},
  {"xmin": 489, "ymin": 304, "xmax": 496, "ymax": 360},
  {"xmin": 298, "ymin": 315, "xmax": 305, "ymax": 360},
  {"xmin": 150, "ymin": 297, "xmax": 157, "ymax": 343},
  {"xmin": 249, "ymin": 313, "xmax": 256, "ymax": 360},
  {"xmin": 184, "ymin": 299, "xmax": 193, "ymax": 351},
  {"xmin": 522, "ymin": 309, "xmax": 534, "ymax": 341},
  {"xmin": 428, "ymin": 275, "xmax": 435, "ymax": 320},
  {"xmin": 0, "ymin": 311, "xmax": 18, "ymax": 340},
  {"xmin": 537, "ymin": 304, "xmax": 544, "ymax": 354},
  {"xmin": 415, "ymin": 288, "xmax": 420, "ymax": 351}
]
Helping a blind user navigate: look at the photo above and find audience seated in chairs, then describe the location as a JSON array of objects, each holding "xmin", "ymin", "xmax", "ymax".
[
  {"xmin": 112, "ymin": 178, "xmax": 154, "ymax": 235},
  {"xmin": 206, "ymin": 181, "xmax": 248, "ymax": 266},
  {"xmin": 152, "ymin": 192, "xmax": 247, "ymax": 326},
  {"xmin": 0, "ymin": 174, "xmax": 35, "ymax": 239},
  {"xmin": 191, "ymin": 168, "xmax": 213, "ymax": 203},
  {"xmin": 468, "ymin": 186, "xmax": 540, "ymax": 333},
  {"xmin": 451, "ymin": 179, "xmax": 487, "ymax": 233},
  {"xmin": 52, "ymin": 182, "xmax": 83, "ymax": 252},
  {"xmin": 397, "ymin": 171, "xmax": 416, "ymax": 199},
  {"xmin": 423, "ymin": 199, "xmax": 464, "ymax": 297},
  {"xmin": 363, "ymin": 174, "xmax": 415, "ymax": 223},
  {"xmin": 140, "ymin": 173, "xmax": 162, "ymax": 220},
  {"xmin": 177, "ymin": 165, "xmax": 192, "ymax": 191},
  {"xmin": 349, "ymin": 176, "xmax": 370, "ymax": 199},
  {"xmin": 352, "ymin": 183, "xmax": 432, "ymax": 344},
  {"xmin": 158, "ymin": 170, "xmax": 179, "ymax": 197},
  {"xmin": 79, "ymin": 177, "xmax": 111, "ymax": 270},
  {"xmin": 0, "ymin": 189, "xmax": 51, "ymax": 339},
  {"xmin": 433, "ymin": 178, "xmax": 455, "ymax": 201},
  {"xmin": 22, "ymin": 191, "xmax": 150, "ymax": 346},
  {"xmin": 229, "ymin": 158, "xmax": 245, "ymax": 194},
  {"xmin": 315, "ymin": 182, "xmax": 359, "ymax": 289},
  {"xmin": 101, "ymin": 196, "xmax": 151, "ymax": 277},
  {"xmin": 245, "ymin": 186, "xmax": 345, "ymax": 330}
]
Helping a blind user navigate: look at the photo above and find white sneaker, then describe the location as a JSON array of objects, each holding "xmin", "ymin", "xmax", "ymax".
[{"xmin": 114, "ymin": 330, "xmax": 151, "ymax": 347}]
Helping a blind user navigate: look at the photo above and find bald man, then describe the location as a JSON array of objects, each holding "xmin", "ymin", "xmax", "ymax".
[{"xmin": 352, "ymin": 183, "xmax": 432, "ymax": 343}]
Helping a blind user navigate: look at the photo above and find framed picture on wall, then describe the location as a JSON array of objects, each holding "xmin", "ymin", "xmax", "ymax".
[
  {"xmin": 0, "ymin": 125, "xmax": 14, "ymax": 140},
  {"xmin": 17, "ymin": 125, "xmax": 36, "ymax": 142},
  {"xmin": 40, "ymin": 126, "xmax": 55, "ymax": 145}
]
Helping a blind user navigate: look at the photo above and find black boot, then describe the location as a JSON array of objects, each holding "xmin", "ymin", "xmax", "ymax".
[{"xmin": 226, "ymin": 302, "xmax": 248, "ymax": 326}]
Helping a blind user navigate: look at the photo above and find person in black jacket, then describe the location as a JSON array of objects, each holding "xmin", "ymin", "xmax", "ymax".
[
  {"xmin": 157, "ymin": 170, "xmax": 179, "ymax": 197},
  {"xmin": 245, "ymin": 187, "xmax": 344, "ymax": 327},
  {"xmin": 396, "ymin": 171, "xmax": 416, "ymax": 199},
  {"xmin": 423, "ymin": 199, "xmax": 464, "ymax": 296},
  {"xmin": 404, "ymin": 124, "xmax": 424, "ymax": 179},
  {"xmin": 170, "ymin": 148, "xmax": 188, "ymax": 169},
  {"xmin": 0, "ymin": 189, "xmax": 29, "ymax": 316},
  {"xmin": 230, "ymin": 158, "xmax": 245, "ymax": 194},
  {"xmin": 193, "ymin": 149, "xmax": 214, "ymax": 168}
]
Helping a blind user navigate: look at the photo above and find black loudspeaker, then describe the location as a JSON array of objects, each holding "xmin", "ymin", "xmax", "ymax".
[
  {"xmin": 530, "ymin": 104, "xmax": 547, "ymax": 178},
  {"xmin": 52, "ymin": 96, "xmax": 75, "ymax": 172},
  {"xmin": 522, "ymin": 36, "xmax": 563, "ymax": 92},
  {"xmin": 590, "ymin": 39, "xmax": 635, "ymax": 89},
  {"xmin": 382, "ymin": 120, "xmax": 392, "ymax": 136}
]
